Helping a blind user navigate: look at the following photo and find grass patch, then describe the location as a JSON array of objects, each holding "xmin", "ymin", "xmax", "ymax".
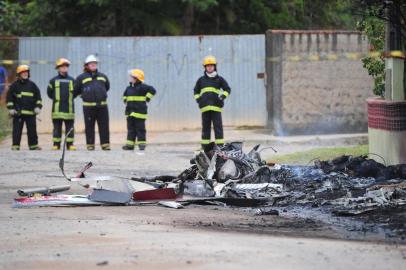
[
  {"xmin": 0, "ymin": 106, "xmax": 11, "ymax": 141},
  {"xmin": 269, "ymin": 144, "xmax": 369, "ymax": 165}
]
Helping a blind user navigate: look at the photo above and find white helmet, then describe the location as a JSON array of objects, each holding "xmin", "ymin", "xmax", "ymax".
[{"xmin": 84, "ymin": 54, "xmax": 98, "ymax": 64}]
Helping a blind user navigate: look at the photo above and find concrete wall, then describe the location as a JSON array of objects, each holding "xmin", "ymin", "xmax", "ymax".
[{"xmin": 266, "ymin": 30, "xmax": 374, "ymax": 135}]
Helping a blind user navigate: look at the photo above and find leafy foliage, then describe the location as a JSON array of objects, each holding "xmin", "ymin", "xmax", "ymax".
[
  {"xmin": 353, "ymin": 0, "xmax": 406, "ymax": 96},
  {"xmin": 0, "ymin": 0, "xmax": 357, "ymax": 36},
  {"xmin": 357, "ymin": 18, "xmax": 385, "ymax": 96}
]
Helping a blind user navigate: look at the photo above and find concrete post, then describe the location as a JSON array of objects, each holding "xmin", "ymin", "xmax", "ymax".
[{"xmin": 385, "ymin": 56, "xmax": 405, "ymax": 100}]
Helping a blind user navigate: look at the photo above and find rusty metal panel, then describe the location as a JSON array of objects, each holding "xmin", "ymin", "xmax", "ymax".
[{"xmin": 19, "ymin": 35, "xmax": 267, "ymax": 132}]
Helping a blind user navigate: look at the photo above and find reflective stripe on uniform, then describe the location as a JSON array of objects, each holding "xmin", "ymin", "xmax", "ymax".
[
  {"xmin": 101, "ymin": 143, "xmax": 110, "ymax": 148},
  {"xmin": 200, "ymin": 105, "xmax": 222, "ymax": 113},
  {"xmin": 36, "ymin": 100, "xmax": 42, "ymax": 105},
  {"xmin": 96, "ymin": 77, "xmax": 106, "ymax": 82},
  {"xmin": 194, "ymin": 94, "xmax": 200, "ymax": 99},
  {"xmin": 126, "ymin": 96, "xmax": 146, "ymax": 102},
  {"xmin": 128, "ymin": 112, "xmax": 147, "ymax": 119},
  {"xmin": 20, "ymin": 110, "xmax": 35, "ymax": 115},
  {"xmin": 7, "ymin": 102, "xmax": 13, "ymax": 107},
  {"xmin": 201, "ymin": 139, "xmax": 210, "ymax": 145},
  {"xmin": 82, "ymin": 77, "xmax": 92, "ymax": 84},
  {"xmin": 66, "ymin": 137, "xmax": 74, "ymax": 143},
  {"xmin": 146, "ymin": 92, "xmax": 154, "ymax": 99},
  {"xmin": 199, "ymin": 87, "xmax": 220, "ymax": 96},
  {"xmin": 136, "ymin": 141, "xmax": 147, "ymax": 145},
  {"xmin": 82, "ymin": 101, "xmax": 107, "ymax": 106},
  {"xmin": 53, "ymin": 137, "xmax": 62, "ymax": 143},
  {"xmin": 83, "ymin": 102, "xmax": 96, "ymax": 106},
  {"xmin": 54, "ymin": 80, "xmax": 60, "ymax": 113},
  {"xmin": 52, "ymin": 112, "xmax": 74, "ymax": 120},
  {"xmin": 12, "ymin": 145, "xmax": 20, "ymax": 150},
  {"xmin": 126, "ymin": 140, "xmax": 135, "ymax": 146},
  {"xmin": 68, "ymin": 80, "xmax": 74, "ymax": 114},
  {"xmin": 223, "ymin": 91, "xmax": 230, "ymax": 97},
  {"xmin": 29, "ymin": 145, "xmax": 38, "ymax": 149},
  {"xmin": 215, "ymin": 139, "xmax": 225, "ymax": 144},
  {"xmin": 21, "ymin": 91, "xmax": 34, "ymax": 97}
]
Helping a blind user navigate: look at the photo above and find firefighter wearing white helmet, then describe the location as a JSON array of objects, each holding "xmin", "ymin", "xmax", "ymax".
[
  {"xmin": 47, "ymin": 58, "xmax": 77, "ymax": 150},
  {"xmin": 74, "ymin": 54, "xmax": 111, "ymax": 150},
  {"xmin": 84, "ymin": 54, "xmax": 98, "ymax": 65},
  {"xmin": 122, "ymin": 69, "xmax": 156, "ymax": 152},
  {"xmin": 193, "ymin": 55, "xmax": 231, "ymax": 149},
  {"xmin": 6, "ymin": 65, "xmax": 42, "ymax": 150}
]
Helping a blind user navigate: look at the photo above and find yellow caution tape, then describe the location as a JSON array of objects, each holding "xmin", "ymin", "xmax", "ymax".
[
  {"xmin": 0, "ymin": 51, "xmax": 403, "ymax": 66},
  {"xmin": 288, "ymin": 55, "xmax": 301, "ymax": 62},
  {"xmin": 308, "ymin": 54, "xmax": 320, "ymax": 61},
  {"xmin": 326, "ymin": 54, "xmax": 338, "ymax": 61}
]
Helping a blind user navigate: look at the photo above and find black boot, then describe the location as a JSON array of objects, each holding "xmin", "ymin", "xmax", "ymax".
[
  {"xmin": 122, "ymin": 145, "xmax": 134, "ymax": 150},
  {"xmin": 138, "ymin": 144, "xmax": 146, "ymax": 151}
]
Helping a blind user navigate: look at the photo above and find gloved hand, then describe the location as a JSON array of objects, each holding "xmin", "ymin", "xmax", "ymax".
[
  {"xmin": 34, "ymin": 107, "xmax": 41, "ymax": 115},
  {"xmin": 8, "ymin": 109, "xmax": 17, "ymax": 116}
]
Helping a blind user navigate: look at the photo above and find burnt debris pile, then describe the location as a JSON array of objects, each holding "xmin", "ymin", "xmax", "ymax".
[{"xmin": 172, "ymin": 143, "xmax": 406, "ymax": 215}]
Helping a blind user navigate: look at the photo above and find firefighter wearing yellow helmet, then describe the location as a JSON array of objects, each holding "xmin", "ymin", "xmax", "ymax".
[
  {"xmin": 74, "ymin": 54, "xmax": 111, "ymax": 150},
  {"xmin": 6, "ymin": 65, "xmax": 42, "ymax": 150},
  {"xmin": 47, "ymin": 58, "xmax": 77, "ymax": 150},
  {"xmin": 194, "ymin": 55, "xmax": 231, "ymax": 149},
  {"xmin": 122, "ymin": 69, "xmax": 156, "ymax": 152}
]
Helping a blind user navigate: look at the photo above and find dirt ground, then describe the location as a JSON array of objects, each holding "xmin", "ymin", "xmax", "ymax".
[{"xmin": 0, "ymin": 132, "xmax": 405, "ymax": 269}]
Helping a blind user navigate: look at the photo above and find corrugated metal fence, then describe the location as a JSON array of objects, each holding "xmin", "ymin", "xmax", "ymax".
[{"xmin": 18, "ymin": 35, "xmax": 267, "ymax": 133}]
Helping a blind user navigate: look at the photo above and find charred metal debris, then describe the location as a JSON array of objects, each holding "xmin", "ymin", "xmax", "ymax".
[{"xmin": 13, "ymin": 141, "xmax": 406, "ymax": 238}]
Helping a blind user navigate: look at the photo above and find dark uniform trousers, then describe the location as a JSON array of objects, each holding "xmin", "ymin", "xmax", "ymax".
[
  {"xmin": 83, "ymin": 106, "xmax": 110, "ymax": 147},
  {"xmin": 201, "ymin": 111, "xmax": 224, "ymax": 147},
  {"xmin": 127, "ymin": 117, "xmax": 146, "ymax": 150},
  {"xmin": 53, "ymin": 119, "xmax": 74, "ymax": 146},
  {"xmin": 12, "ymin": 115, "xmax": 38, "ymax": 149}
]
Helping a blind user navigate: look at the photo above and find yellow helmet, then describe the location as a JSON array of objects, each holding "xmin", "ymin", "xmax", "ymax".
[
  {"xmin": 130, "ymin": 69, "xmax": 145, "ymax": 82},
  {"xmin": 16, "ymin": 65, "xmax": 30, "ymax": 74},
  {"xmin": 203, "ymin": 55, "xmax": 217, "ymax": 66},
  {"xmin": 55, "ymin": 58, "xmax": 71, "ymax": 69}
]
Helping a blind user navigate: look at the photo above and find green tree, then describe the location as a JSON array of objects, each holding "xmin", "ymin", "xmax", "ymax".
[
  {"xmin": 0, "ymin": 0, "xmax": 25, "ymax": 35},
  {"xmin": 352, "ymin": 0, "xmax": 406, "ymax": 97},
  {"xmin": 0, "ymin": 0, "xmax": 357, "ymax": 36},
  {"xmin": 357, "ymin": 18, "xmax": 385, "ymax": 96}
]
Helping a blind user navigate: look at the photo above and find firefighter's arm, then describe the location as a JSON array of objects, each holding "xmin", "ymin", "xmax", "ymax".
[
  {"xmin": 193, "ymin": 79, "xmax": 200, "ymax": 102},
  {"xmin": 73, "ymin": 76, "xmax": 83, "ymax": 97},
  {"xmin": 47, "ymin": 79, "xmax": 53, "ymax": 99},
  {"xmin": 219, "ymin": 77, "xmax": 231, "ymax": 100},
  {"xmin": 33, "ymin": 83, "xmax": 42, "ymax": 109},
  {"xmin": 122, "ymin": 88, "xmax": 128, "ymax": 104},
  {"xmin": 146, "ymin": 86, "xmax": 156, "ymax": 102},
  {"xmin": 6, "ymin": 83, "xmax": 15, "ymax": 110},
  {"xmin": 104, "ymin": 75, "xmax": 110, "ymax": 92}
]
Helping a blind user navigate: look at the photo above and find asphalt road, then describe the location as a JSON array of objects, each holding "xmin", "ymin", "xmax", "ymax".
[{"xmin": 0, "ymin": 135, "xmax": 405, "ymax": 269}]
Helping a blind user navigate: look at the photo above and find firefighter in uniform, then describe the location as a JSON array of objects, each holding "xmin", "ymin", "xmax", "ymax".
[
  {"xmin": 6, "ymin": 65, "xmax": 42, "ymax": 150},
  {"xmin": 74, "ymin": 55, "xmax": 111, "ymax": 150},
  {"xmin": 194, "ymin": 55, "xmax": 231, "ymax": 149},
  {"xmin": 47, "ymin": 58, "xmax": 77, "ymax": 150},
  {"xmin": 122, "ymin": 69, "xmax": 156, "ymax": 152}
]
